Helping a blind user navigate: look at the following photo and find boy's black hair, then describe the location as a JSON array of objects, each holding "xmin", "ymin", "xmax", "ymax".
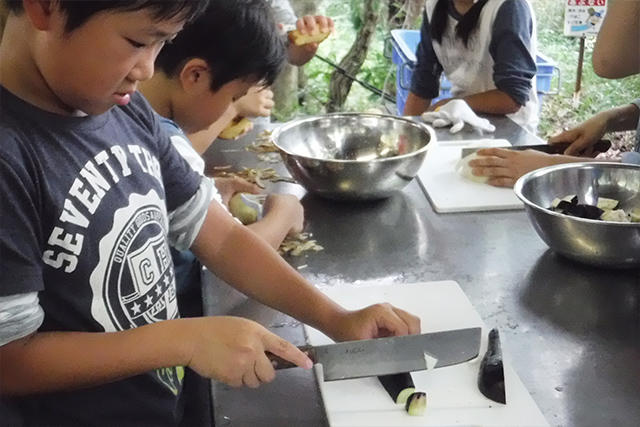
[
  {"xmin": 155, "ymin": 0, "xmax": 287, "ymax": 91},
  {"xmin": 3, "ymin": 0, "xmax": 208, "ymax": 33},
  {"xmin": 431, "ymin": 0, "xmax": 489, "ymax": 47}
]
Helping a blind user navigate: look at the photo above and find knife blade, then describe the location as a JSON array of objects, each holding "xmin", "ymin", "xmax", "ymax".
[
  {"xmin": 460, "ymin": 139, "xmax": 611, "ymax": 158},
  {"xmin": 267, "ymin": 327, "xmax": 481, "ymax": 381}
]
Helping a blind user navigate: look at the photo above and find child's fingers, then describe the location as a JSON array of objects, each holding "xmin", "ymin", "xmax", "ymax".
[
  {"xmin": 471, "ymin": 166, "xmax": 512, "ymax": 178},
  {"xmin": 475, "ymin": 147, "xmax": 512, "ymax": 159},
  {"xmin": 254, "ymin": 355, "xmax": 277, "ymax": 384},
  {"xmin": 262, "ymin": 333, "xmax": 313, "ymax": 370},
  {"xmin": 487, "ymin": 177, "xmax": 516, "ymax": 188}
]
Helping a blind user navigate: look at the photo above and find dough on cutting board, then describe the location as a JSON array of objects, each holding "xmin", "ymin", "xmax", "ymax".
[{"xmin": 456, "ymin": 152, "xmax": 489, "ymax": 184}]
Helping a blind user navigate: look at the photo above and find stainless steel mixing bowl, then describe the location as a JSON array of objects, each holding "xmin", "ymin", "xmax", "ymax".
[
  {"xmin": 514, "ymin": 162, "xmax": 640, "ymax": 268},
  {"xmin": 271, "ymin": 113, "xmax": 435, "ymax": 200}
]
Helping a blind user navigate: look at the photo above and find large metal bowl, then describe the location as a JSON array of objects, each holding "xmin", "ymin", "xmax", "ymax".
[
  {"xmin": 271, "ymin": 113, "xmax": 435, "ymax": 200},
  {"xmin": 514, "ymin": 162, "xmax": 640, "ymax": 268}
]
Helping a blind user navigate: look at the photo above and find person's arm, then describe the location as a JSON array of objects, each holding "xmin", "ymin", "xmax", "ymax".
[
  {"xmin": 0, "ymin": 315, "xmax": 313, "ymax": 395},
  {"xmin": 436, "ymin": 89, "xmax": 521, "ymax": 114},
  {"xmin": 403, "ymin": 11, "xmax": 441, "ymax": 115},
  {"xmin": 549, "ymin": 102, "xmax": 640, "ymax": 155},
  {"xmin": 593, "ymin": 0, "xmax": 640, "ymax": 78},
  {"xmin": 190, "ymin": 201, "xmax": 420, "ymax": 342},
  {"xmin": 469, "ymin": 147, "xmax": 597, "ymax": 188},
  {"xmin": 246, "ymin": 194, "xmax": 303, "ymax": 249}
]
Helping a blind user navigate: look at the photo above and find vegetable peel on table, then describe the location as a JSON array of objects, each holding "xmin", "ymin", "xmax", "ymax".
[{"xmin": 477, "ymin": 328, "xmax": 506, "ymax": 404}]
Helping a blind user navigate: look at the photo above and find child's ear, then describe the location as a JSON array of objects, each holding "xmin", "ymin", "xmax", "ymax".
[
  {"xmin": 179, "ymin": 58, "xmax": 211, "ymax": 93},
  {"xmin": 23, "ymin": 0, "xmax": 56, "ymax": 31}
]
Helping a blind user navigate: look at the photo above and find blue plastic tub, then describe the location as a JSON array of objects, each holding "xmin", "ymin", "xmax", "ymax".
[{"xmin": 390, "ymin": 29, "xmax": 559, "ymax": 115}]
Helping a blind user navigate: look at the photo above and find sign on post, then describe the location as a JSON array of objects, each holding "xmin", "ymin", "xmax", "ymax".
[{"xmin": 564, "ymin": 0, "xmax": 608, "ymax": 37}]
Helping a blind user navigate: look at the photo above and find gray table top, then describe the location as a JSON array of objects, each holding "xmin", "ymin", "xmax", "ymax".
[{"xmin": 201, "ymin": 115, "xmax": 639, "ymax": 427}]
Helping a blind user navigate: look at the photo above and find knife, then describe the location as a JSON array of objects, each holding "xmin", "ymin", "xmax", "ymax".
[
  {"xmin": 267, "ymin": 327, "xmax": 481, "ymax": 381},
  {"xmin": 460, "ymin": 139, "xmax": 611, "ymax": 158}
]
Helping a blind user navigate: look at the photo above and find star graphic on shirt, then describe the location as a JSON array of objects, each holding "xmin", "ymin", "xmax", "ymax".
[
  {"xmin": 156, "ymin": 285, "xmax": 162, "ymax": 296},
  {"xmin": 163, "ymin": 274, "xmax": 171, "ymax": 288},
  {"xmin": 131, "ymin": 302, "xmax": 141, "ymax": 315},
  {"xmin": 144, "ymin": 294, "xmax": 153, "ymax": 307}
]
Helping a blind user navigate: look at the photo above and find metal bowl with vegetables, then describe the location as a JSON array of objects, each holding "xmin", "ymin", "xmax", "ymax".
[
  {"xmin": 271, "ymin": 113, "xmax": 435, "ymax": 200},
  {"xmin": 514, "ymin": 162, "xmax": 640, "ymax": 268}
]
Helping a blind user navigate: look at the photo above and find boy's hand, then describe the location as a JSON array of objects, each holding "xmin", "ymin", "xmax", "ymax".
[
  {"xmin": 184, "ymin": 316, "xmax": 312, "ymax": 388},
  {"xmin": 328, "ymin": 303, "xmax": 421, "ymax": 342},
  {"xmin": 470, "ymin": 148, "xmax": 561, "ymax": 188},
  {"xmin": 262, "ymin": 194, "xmax": 304, "ymax": 236},
  {"xmin": 235, "ymin": 87, "xmax": 275, "ymax": 118},
  {"xmin": 214, "ymin": 176, "xmax": 262, "ymax": 207},
  {"xmin": 549, "ymin": 113, "xmax": 609, "ymax": 156}
]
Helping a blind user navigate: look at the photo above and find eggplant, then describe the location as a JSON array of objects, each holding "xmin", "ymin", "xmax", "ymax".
[
  {"xmin": 477, "ymin": 328, "xmax": 506, "ymax": 404},
  {"xmin": 404, "ymin": 391, "xmax": 427, "ymax": 416},
  {"xmin": 378, "ymin": 373, "xmax": 415, "ymax": 405}
]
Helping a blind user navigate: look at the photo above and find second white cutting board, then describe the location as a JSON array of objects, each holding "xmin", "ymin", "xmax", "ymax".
[
  {"xmin": 304, "ymin": 281, "xmax": 548, "ymax": 427},
  {"xmin": 417, "ymin": 139, "xmax": 524, "ymax": 213}
]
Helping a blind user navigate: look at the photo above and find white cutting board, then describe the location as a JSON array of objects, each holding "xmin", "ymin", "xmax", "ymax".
[
  {"xmin": 417, "ymin": 139, "xmax": 523, "ymax": 213},
  {"xmin": 305, "ymin": 281, "xmax": 548, "ymax": 427}
]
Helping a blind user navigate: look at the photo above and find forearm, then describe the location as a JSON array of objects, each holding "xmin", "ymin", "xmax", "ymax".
[
  {"xmin": 593, "ymin": 0, "xmax": 640, "ymax": 78},
  {"xmin": 287, "ymin": 44, "xmax": 316, "ymax": 66},
  {"xmin": 192, "ymin": 204, "xmax": 344, "ymax": 334},
  {"xmin": 187, "ymin": 104, "xmax": 238, "ymax": 155},
  {"xmin": 0, "ymin": 319, "xmax": 191, "ymax": 396},
  {"xmin": 246, "ymin": 216, "xmax": 290, "ymax": 250},
  {"xmin": 403, "ymin": 92, "xmax": 432, "ymax": 116},
  {"xmin": 463, "ymin": 90, "xmax": 521, "ymax": 115},
  {"xmin": 602, "ymin": 103, "xmax": 640, "ymax": 133}
]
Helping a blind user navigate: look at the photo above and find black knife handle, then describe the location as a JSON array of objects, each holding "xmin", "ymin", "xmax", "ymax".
[
  {"xmin": 549, "ymin": 139, "xmax": 611, "ymax": 154},
  {"xmin": 266, "ymin": 345, "xmax": 315, "ymax": 370}
]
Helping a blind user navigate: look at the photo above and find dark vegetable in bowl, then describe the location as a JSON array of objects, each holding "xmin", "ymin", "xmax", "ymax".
[{"xmin": 551, "ymin": 195, "xmax": 603, "ymax": 220}]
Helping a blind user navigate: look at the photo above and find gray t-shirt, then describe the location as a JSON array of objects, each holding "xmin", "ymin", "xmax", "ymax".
[
  {"xmin": 266, "ymin": 0, "xmax": 298, "ymax": 27},
  {"xmin": 0, "ymin": 86, "xmax": 202, "ymax": 426}
]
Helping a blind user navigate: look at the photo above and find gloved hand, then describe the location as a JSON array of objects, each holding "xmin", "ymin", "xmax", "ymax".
[{"xmin": 421, "ymin": 99, "xmax": 496, "ymax": 134}]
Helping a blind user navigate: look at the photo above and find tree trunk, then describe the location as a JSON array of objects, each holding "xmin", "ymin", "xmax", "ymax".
[
  {"xmin": 401, "ymin": 0, "xmax": 423, "ymax": 29},
  {"xmin": 327, "ymin": 0, "xmax": 380, "ymax": 112}
]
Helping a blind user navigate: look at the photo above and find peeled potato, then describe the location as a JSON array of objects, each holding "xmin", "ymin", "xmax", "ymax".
[
  {"xmin": 219, "ymin": 117, "xmax": 252, "ymax": 140},
  {"xmin": 456, "ymin": 152, "xmax": 489, "ymax": 184},
  {"xmin": 229, "ymin": 193, "xmax": 259, "ymax": 225},
  {"xmin": 288, "ymin": 29, "xmax": 331, "ymax": 46}
]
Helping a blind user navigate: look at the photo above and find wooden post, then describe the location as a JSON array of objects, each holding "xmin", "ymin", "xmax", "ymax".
[{"xmin": 573, "ymin": 36, "xmax": 586, "ymax": 104}]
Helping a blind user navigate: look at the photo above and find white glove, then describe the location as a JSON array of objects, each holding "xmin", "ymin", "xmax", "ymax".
[{"xmin": 421, "ymin": 99, "xmax": 496, "ymax": 134}]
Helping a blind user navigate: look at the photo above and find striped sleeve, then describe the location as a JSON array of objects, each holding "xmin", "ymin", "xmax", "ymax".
[
  {"xmin": 167, "ymin": 176, "xmax": 216, "ymax": 251},
  {"xmin": 0, "ymin": 292, "xmax": 44, "ymax": 346}
]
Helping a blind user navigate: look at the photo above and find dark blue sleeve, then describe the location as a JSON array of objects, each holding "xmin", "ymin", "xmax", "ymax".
[
  {"xmin": 489, "ymin": 0, "xmax": 536, "ymax": 106},
  {"xmin": 0, "ymin": 146, "xmax": 45, "ymax": 296},
  {"xmin": 409, "ymin": 11, "xmax": 442, "ymax": 99}
]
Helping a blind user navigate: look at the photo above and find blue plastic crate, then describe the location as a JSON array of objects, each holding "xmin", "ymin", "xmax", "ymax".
[{"xmin": 390, "ymin": 29, "xmax": 559, "ymax": 115}]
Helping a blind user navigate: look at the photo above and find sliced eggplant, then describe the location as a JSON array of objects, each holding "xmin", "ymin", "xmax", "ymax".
[
  {"xmin": 404, "ymin": 391, "xmax": 427, "ymax": 416},
  {"xmin": 477, "ymin": 328, "xmax": 506, "ymax": 404},
  {"xmin": 378, "ymin": 373, "xmax": 415, "ymax": 404}
]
